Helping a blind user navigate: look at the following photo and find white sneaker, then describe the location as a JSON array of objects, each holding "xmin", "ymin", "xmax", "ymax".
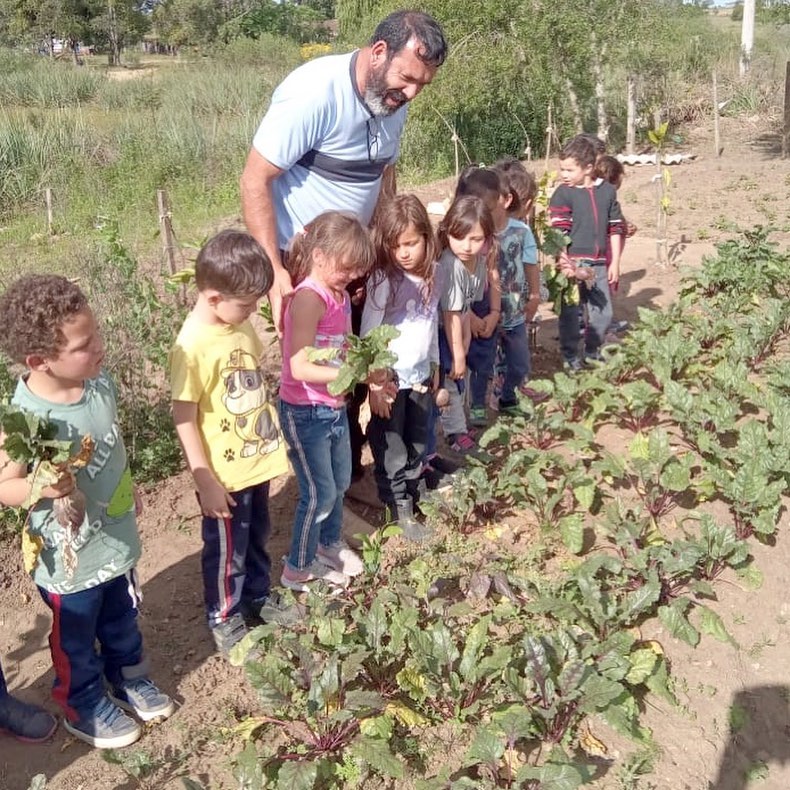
[
  {"xmin": 281, "ymin": 559, "xmax": 350, "ymax": 592},
  {"xmin": 317, "ymin": 541, "xmax": 364, "ymax": 576}
]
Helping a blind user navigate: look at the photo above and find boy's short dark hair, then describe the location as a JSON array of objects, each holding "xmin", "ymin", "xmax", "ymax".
[
  {"xmin": 559, "ymin": 136, "xmax": 597, "ymax": 169},
  {"xmin": 195, "ymin": 230, "xmax": 273, "ymax": 297},
  {"xmin": 572, "ymin": 132, "xmax": 607, "ymax": 157},
  {"xmin": 0, "ymin": 275, "xmax": 88, "ymax": 363},
  {"xmin": 492, "ymin": 157, "xmax": 537, "ymax": 216}
]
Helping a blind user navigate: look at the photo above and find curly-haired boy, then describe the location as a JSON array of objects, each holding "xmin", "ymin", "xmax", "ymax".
[{"xmin": 0, "ymin": 275, "xmax": 173, "ymax": 749}]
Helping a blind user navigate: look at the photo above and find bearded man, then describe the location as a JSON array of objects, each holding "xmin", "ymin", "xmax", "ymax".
[{"xmin": 240, "ymin": 10, "xmax": 447, "ymax": 325}]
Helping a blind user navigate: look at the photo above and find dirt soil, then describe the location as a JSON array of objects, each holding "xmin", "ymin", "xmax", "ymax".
[{"xmin": 2, "ymin": 115, "xmax": 790, "ymax": 790}]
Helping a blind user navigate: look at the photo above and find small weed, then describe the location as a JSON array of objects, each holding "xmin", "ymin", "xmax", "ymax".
[
  {"xmin": 102, "ymin": 748, "xmax": 158, "ymax": 780},
  {"xmin": 696, "ymin": 683, "xmax": 717, "ymax": 698},
  {"xmin": 746, "ymin": 634, "xmax": 777, "ymax": 659},
  {"xmin": 712, "ymin": 215, "xmax": 738, "ymax": 232},
  {"xmin": 697, "ymin": 228, "xmax": 710, "ymax": 241},
  {"xmin": 728, "ymin": 703, "xmax": 749, "ymax": 734},
  {"xmin": 744, "ymin": 760, "xmax": 769, "ymax": 783}
]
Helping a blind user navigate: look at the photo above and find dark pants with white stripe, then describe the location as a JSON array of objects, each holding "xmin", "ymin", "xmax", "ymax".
[
  {"xmin": 38, "ymin": 571, "xmax": 143, "ymax": 722},
  {"xmin": 201, "ymin": 481, "xmax": 272, "ymax": 627}
]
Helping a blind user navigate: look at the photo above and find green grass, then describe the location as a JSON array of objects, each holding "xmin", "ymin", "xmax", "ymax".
[{"xmin": 0, "ymin": 43, "xmax": 302, "ymax": 275}]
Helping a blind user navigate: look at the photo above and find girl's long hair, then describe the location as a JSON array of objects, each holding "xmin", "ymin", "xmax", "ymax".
[
  {"xmin": 437, "ymin": 195, "xmax": 498, "ymax": 270},
  {"xmin": 369, "ymin": 194, "xmax": 438, "ymax": 307},
  {"xmin": 288, "ymin": 211, "xmax": 376, "ymax": 287}
]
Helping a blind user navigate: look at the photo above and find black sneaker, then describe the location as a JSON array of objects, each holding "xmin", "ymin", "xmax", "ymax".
[
  {"xmin": 427, "ymin": 454, "xmax": 461, "ymax": 476},
  {"xmin": 245, "ymin": 592, "xmax": 305, "ymax": 626},
  {"xmin": 110, "ymin": 677, "xmax": 175, "ymax": 722},
  {"xmin": 210, "ymin": 612, "xmax": 249, "ymax": 656},
  {"xmin": 63, "ymin": 695, "xmax": 141, "ymax": 749},
  {"xmin": 0, "ymin": 694, "xmax": 57, "ymax": 743}
]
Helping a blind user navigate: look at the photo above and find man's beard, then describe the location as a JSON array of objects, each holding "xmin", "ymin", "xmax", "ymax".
[{"xmin": 364, "ymin": 62, "xmax": 408, "ymax": 117}]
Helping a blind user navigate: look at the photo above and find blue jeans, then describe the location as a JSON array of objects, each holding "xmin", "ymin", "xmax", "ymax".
[
  {"xmin": 201, "ymin": 482, "xmax": 272, "ymax": 627},
  {"xmin": 279, "ymin": 401, "xmax": 351, "ymax": 570},
  {"xmin": 38, "ymin": 571, "xmax": 144, "ymax": 721},
  {"xmin": 499, "ymin": 322, "xmax": 531, "ymax": 403},
  {"xmin": 558, "ymin": 263, "xmax": 612, "ymax": 361}
]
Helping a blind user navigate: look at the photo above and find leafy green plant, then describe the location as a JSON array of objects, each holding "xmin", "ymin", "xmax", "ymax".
[
  {"xmin": 595, "ymin": 429, "xmax": 695, "ymax": 522},
  {"xmin": 306, "ymin": 325, "xmax": 399, "ymax": 395},
  {"xmin": 85, "ymin": 218, "xmax": 186, "ymax": 483}
]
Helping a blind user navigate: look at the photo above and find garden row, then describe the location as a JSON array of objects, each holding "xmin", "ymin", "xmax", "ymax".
[{"xmin": 226, "ymin": 227, "xmax": 790, "ymax": 789}]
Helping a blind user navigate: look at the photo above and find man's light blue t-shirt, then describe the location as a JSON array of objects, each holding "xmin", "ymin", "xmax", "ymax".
[{"xmin": 253, "ymin": 51, "xmax": 407, "ymax": 249}]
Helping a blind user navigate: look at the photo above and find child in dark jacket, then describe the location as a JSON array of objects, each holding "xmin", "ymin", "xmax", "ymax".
[{"xmin": 548, "ymin": 137, "xmax": 625, "ymax": 370}]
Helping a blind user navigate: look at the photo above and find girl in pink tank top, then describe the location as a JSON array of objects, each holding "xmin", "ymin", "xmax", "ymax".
[{"xmin": 278, "ymin": 211, "xmax": 378, "ymax": 592}]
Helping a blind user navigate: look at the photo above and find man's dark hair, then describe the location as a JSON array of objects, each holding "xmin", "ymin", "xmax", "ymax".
[
  {"xmin": 195, "ymin": 229, "xmax": 274, "ymax": 297},
  {"xmin": 371, "ymin": 10, "xmax": 447, "ymax": 67},
  {"xmin": 559, "ymin": 136, "xmax": 597, "ymax": 169}
]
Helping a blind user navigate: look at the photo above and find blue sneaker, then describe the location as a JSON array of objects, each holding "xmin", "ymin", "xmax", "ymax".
[
  {"xmin": 64, "ymin": 694, "xmax": 141, "ymax": 749},
  {"xmin": 0, "ymin": 693, "xmax": 57, "ymax": 743},
  {"xmin": 110, "ymin": 677, "xmax": 174, "ymax": 723}
]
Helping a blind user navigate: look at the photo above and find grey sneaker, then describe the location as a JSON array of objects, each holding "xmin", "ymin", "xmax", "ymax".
[
  {"xmin": 63, "ymin": 695, "xmax": 141, "ymax": 749},
  {"xmin": 210, "ymin": 612, "xmax": 249, "ymax": 655},
  {"xmin": 110, "ymin": 677, "xmax": 175, "ymax": 722},
  {"xmin": 247, "ymin": 592, "xmax": 305, "ymax": 626},
  {"xmin": 281, "ymin": 559, "xmax": 350, "ymax": 593},
  {"xmin": 0, "ymin": 693, "xmax": 57, "ymax": 743},
  {"xmin": 317, "ymin": 541, "xmax": 364, "ymax": 576}
]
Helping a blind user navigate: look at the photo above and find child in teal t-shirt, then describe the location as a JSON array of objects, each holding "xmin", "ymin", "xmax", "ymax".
[{"xmin": 0, "ymin": 275, "xmax": 173, "ymax": 750}]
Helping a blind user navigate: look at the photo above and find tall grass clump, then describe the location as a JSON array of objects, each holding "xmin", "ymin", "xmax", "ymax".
[
  {"xmin": 0, "ymin": 59, "xmax": 104, "ymax": 107},
  {"xmin": 0, "ymin": 109, "xmax": 95, "ymax": 214}
]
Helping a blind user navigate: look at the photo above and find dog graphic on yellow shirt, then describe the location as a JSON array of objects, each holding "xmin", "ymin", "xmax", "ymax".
[{"xmin": 221, "ymin": 350, "xmax": 280, "ymax": 458}]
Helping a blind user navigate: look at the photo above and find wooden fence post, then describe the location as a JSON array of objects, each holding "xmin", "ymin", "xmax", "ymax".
[
  {"xmin": 783, "ymin": 62, "xmax": 790, "ymax": 159},
  {"xmin": 157, "ymin": 189, "xmax": 178, "ymax": 277},
  {"xmin": 712, "ymin": 71, "xmax": 722, "ymax": 157},
  {"xmin": 157, "ymin": 189, "xmax": 186, "ymax": 304},
  {"xmin": 626, "ymin": 75, "xmax": 636, "ymax": 155},
  {"xmin": 45, "ymin": 187, "xmax": 54, "ymax": 235}
]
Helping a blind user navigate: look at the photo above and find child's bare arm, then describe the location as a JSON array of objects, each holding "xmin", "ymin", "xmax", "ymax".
[
  {"xmin": 524, "ymin": 265, "xmax": 541, "ymax": 322},
  {"xmin": 288, "ymin": 290, "xmax": 341, "ymax": 386},
  {"xmin": 172, "ymin": 401, "xmax": 236, "ymax": 518},
  {"xmin": 0, "ymin": 435, "xmax": 74, "ymax": 508},
  {"xmin": 481, "ymin": 265, "xmax": 502, "ymax": 337},
  {"xmin": 608, "ymin": 234, "xmax": 623, "ymax": 285},
  {"xmin": 443, "ymin": 309, "xmax": 466, "ymax": 379}
]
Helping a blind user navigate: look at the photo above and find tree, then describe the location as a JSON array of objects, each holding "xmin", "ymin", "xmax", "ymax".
[
  {"xmin": 151, "ymin": 0, "xmax": 222, "ymax": 46},
  {"xmin": 0, "ymin": 0, "xmax": 149, "ymax": 62}
]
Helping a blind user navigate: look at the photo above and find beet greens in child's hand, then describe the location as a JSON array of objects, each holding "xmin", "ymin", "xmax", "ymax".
[
  {"xmin": 306, "ymin": 324, "xmax": 400, "ymax": 396},
  {"xmin": 1, "ymin": 405, "xmax": 95, "ymax": 573},
  {"xmin": 539, "ymin": 227, "xmax": 572, "ymax": 258}
]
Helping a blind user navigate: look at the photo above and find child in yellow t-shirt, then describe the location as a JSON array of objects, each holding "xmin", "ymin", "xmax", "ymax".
[{"xmin": 170, "ymin": 230, "xmax": 296, "ymax": 656}]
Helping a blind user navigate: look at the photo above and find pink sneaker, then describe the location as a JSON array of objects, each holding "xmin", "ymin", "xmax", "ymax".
[
  {"xmin": 449, "ymin": 432, "xmax": 476, "ymax": 453},
  {"xmin": 281, "ymin": 559, "xmax": 350, "ymax": 592},
  {"xmin": 317, "ymin": 541, "xmax": 364, "ymax": 576}
]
